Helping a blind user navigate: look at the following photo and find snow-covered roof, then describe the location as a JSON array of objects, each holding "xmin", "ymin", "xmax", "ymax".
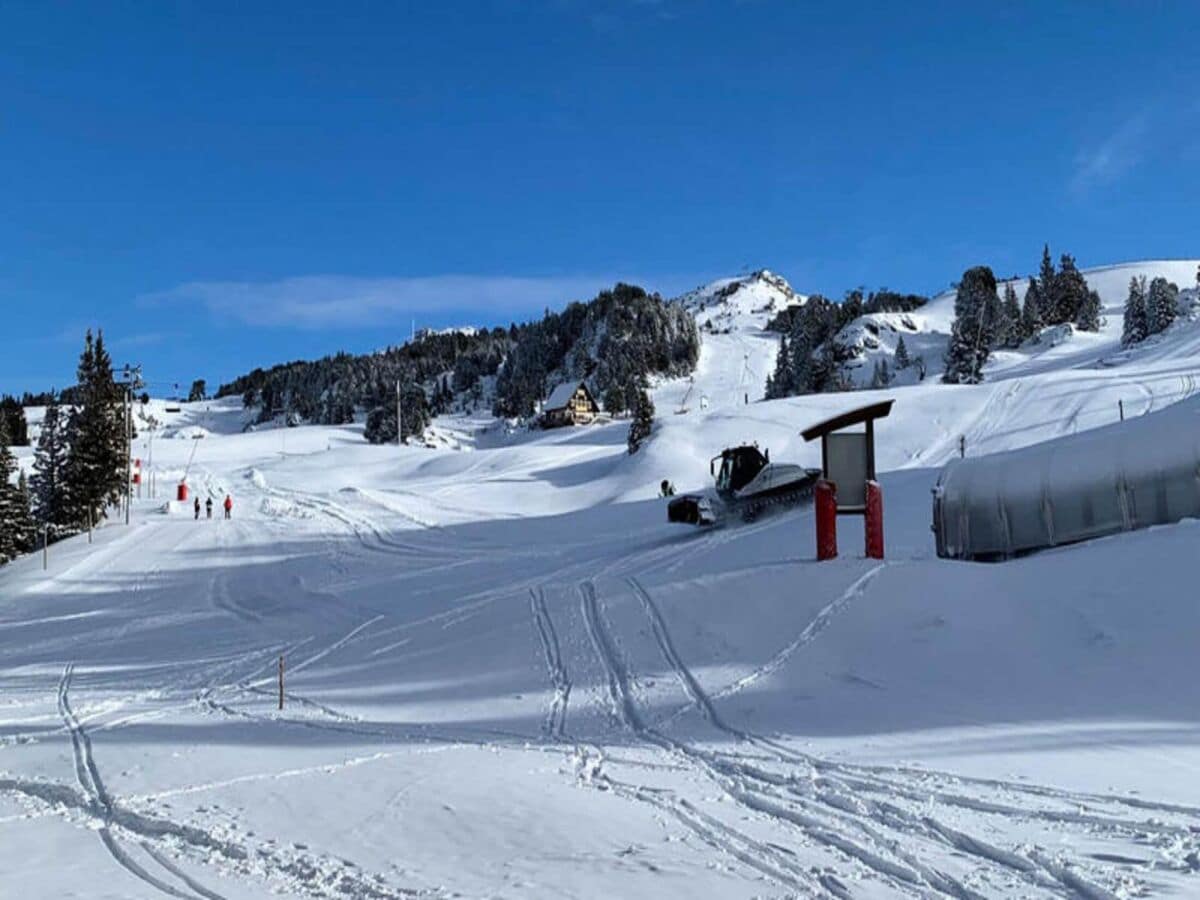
[{"xmin": 544, "ymin": 381, "xmax": 586, "ymax": 410}]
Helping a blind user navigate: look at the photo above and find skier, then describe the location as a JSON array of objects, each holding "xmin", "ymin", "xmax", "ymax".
[
  {"xmin": 205, "ymin": 497, "xmax": 213, "ymax": 519},
  {"xmin": 223, "ymin": 494, "xmax": 232, "ymax": 520},
  {"xmin": 660, "ymin": 479, "xmax": 676, "ymax": 498},
  {"xmin": 193, "ymin": 497, "xmax": 201, "ymax": 520}
]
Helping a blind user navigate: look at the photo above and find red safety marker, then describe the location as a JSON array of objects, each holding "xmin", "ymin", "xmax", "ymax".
[
  {"xmin": 865, "ymin": 479, "xmax": 884, "ymax": 559},
  {"xmin": 815, "ymin": 479, "xmax": 838, "ymax": 561}
]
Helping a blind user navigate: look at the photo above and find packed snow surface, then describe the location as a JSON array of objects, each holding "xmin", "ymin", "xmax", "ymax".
[{"xmin": 3, "ymin": 260, "xmax": 1200, "ymax": 898}]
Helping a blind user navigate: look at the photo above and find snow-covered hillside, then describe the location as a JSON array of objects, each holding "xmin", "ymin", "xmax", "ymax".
[{"xmin": 4, "ymin": 260, "xmax": 1200, "ymax": 898}]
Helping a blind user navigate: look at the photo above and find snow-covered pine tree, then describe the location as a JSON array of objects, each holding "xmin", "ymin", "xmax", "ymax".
[
  {"xmin": 15, "ymin": 471, "xmax": 36, "ymax": 554},
  {"xmin": 1037, "ymin": 244, "xmax": 1060, "ymax": 324},
  {"xmin": 603, "ymin": 382, "xmax": 626, "ymax": 416},
  {"xmin": 626, "ymin": 384, "xmax": 655, "ymax": 455},
  {"xmin": 943, "ymin": 266, "xmax": 1000, "ymax": 384},
  {"xmin": 894, "ymin": 335, "xmax": 910, "ymax": 370},
  {"xmin": 1146, "ymin": 277, "xmax": 1178, "ymax": 336},
  {"xmin": 1121, "ymin": 276, "xmax": 1148, "ymax": 346},
  {"xmin": 1000, "ymin": 282, "xmax": 1022, "ymax": 347},
  {"xmin": 1075, "ymin": 288, "xmax": 1102, "ymax": 332},
  {"xmin": 765, "ymin": 334, "xmax": 792, "ymax": 399},
  {"xmin": 1020, "ymin": 277, "xmax": 1043, "ymax": 340},
  {"xmin": 1056, "ymin": 254, "xmax": 1090, "ymax": 326},
  {"xmin": 0, "ymin": 419, "xmax": 19, "ymax": 563},
  {"xmin": 31, "ymin": 396, "xmax": 71, "ymax": 538},
  {"xmin": 63, "ymin": 330, "xmax": 129, "ymax": 527},
  {"xmin": 870, "ymin": 357, "xmax": 892, "ymax": 389},
  {"xmin": 0, "ymin": 396, "xmax": 28, "ymax": 446}
]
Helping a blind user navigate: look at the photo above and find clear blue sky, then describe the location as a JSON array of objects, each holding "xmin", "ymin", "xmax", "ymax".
[{"xmin": 4, "ymin": 1, "xmax": 1199, "ymax": 395}]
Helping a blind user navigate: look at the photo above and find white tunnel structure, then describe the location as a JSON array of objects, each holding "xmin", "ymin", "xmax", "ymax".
[{"xmin": 932, "ymin": 395, "xmax": 1200, "ymax": 560}]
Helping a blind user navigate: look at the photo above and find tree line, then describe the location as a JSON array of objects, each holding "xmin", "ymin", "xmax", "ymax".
[
  {"xmin": 494, "ymin": 283, "xmax": 699, "ymax": 419},
  {"xmin": 1, "ymin": 331, "xmax": 130, "ymax": 566},
  {"xmin": 944, "ymin": 246, "xmax": 1101, "ymax": 384},
  {"xmin": 216, "ymin": 328, "xmax": 515, "ymax": 444},
  {"xmin": 211, "ymin": 283, "xmax": 699, "ymax": 443},
  {"xmin": 1120, "ymin": 266, "xmax": 1198, "ymax": 347},
  {"xmin": 765, "ymin": 289, "xmax": 929, "ymax": 399}
]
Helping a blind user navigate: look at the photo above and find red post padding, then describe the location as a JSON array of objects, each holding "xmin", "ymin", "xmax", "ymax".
[
  {"xmin": 177, "ymin": 483, "xmax": 189, "ymax": 502},
  {"xmin": 865, "ymin": 480, "xmax": 884, "ymax": 559},
  {"xmin": 815, "ymin": 479, "xmax": 838, "ymax": 561}
]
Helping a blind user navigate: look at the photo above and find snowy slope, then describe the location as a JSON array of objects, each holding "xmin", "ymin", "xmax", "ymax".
[{"xmin": 4, "ymin": 261, "xmax": 1200, "ymax": 898}]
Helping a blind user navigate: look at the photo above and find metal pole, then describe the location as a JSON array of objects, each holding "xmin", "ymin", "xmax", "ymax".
[
  {"xmin": 278, "ymin": 655, "xmax": 285, "ymax": 710},
  {"xmin": 1118, "ymin": 399, "xmax": 1124, "ymax": 422},
  {"xmin": 42, "ymin": 527, "xmax": 48, "ymax": 570},
  {"xmin": 396, "ymin": 380, "xmax": 402, "ymax": 446},
  {"xmin": 88, "ymin": 508, "xmax": 93, "ymax": 543}
]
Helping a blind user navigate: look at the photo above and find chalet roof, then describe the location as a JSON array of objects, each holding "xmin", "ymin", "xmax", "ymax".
[{"xmin": 544, "ymin": 380, "xmax": 589, "ymax": 410}]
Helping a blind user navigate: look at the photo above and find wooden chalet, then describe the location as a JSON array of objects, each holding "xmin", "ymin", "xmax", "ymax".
[{"xmin": 541, "ymin": 381, "xmax": 599, "ymax": 428}]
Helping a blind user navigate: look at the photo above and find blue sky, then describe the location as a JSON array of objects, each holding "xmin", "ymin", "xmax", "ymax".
[{"xmin": 4, "ymin": 1, "xmax": 1199, "ymax": 394}]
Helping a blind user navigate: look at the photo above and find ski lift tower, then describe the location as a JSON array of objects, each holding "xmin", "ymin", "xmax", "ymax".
[{"xmin": 801, "ymin": 399, "xmax": 894, "ymax": 560}]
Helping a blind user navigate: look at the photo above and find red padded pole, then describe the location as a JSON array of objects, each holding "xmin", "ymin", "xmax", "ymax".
[
  {"xmin": 815, "ymin": 479, "xmax": 838, "ymax": 561},
  {"xmin": 865, "ymin": 480, "xmax": 884, "ymax": 559}
]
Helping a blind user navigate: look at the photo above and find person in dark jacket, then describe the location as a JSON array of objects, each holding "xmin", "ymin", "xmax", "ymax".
[
  {"xmin": 193, "ymin": 497, "xmax": 201, "ymax": 520},
  {"xmin": 205, "ymin": 497, "xmax": 213, "ymax": 519}
]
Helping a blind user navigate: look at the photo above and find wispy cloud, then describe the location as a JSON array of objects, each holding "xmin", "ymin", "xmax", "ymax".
[
  {"xmin": 142, "ymin": 274, "xmax": 626, "ymax": 329},
  {"xmin": 1070, "ymin": 113, "xmax": 1149, "ymax": 195}
]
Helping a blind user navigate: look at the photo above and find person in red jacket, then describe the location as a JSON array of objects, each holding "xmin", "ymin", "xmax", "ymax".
[{"xmin": 223, "ymin": 494, "xmax": 233, "ymax": 519}]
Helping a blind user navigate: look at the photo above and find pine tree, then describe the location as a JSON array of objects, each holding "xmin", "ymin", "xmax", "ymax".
[
  {"xmin": 1021, "ymin": 277, "xmax": 1043, "ymax": 340},
  {"xmin": 62, "ymin": 330, "xmax": 127, "ymax": 527},
  {"xmin": 1146, "ymin": 277, "xmax": 1178, "ymax": 335},
  {"xmin": 870, "ymin": 357, "xmax": 892, "ymax": 389},
  {"xmin": 1056, "ymin": 254, "xmax": 1090, "ymax": 326},
  {"xmin": 0, "ymin": 397, "xmax": 28, "ymax": 446},
  {"xmin": 1121, "ymin": 276, "xmax": 1148, "ymax": 346},
  {"xmin": 0, "ymin": 419, "xmax": 19, "ymax": 563},
  {"xmin": 894, "ymin": 335, "xmax": 910, "ymax": 370},
  {"xmin": 1000, "ymin": 282, "xmax": 1022, "ymax": 347},
  {"xmin": 603, "ymin": 382, "xmax": 626, "ymax": 416},
  {"xmin": 1076, "ymin": 288, "xmax": 1102, "ymax": 332},
  {"xmin": 32, "ymin": 396, "xmax": 71, "ymax": 538},
  {"xmin": 1037, "ymin": 244, "xmax": 1059, "ymax": 323},
  {"xmin": 14, "ymin": 471, "xmax": 36, "ymax": 554},
  {"xmin": 765, "ymin": 334, "xmax": 790, "ymax": 399},
  {"xmin": 943, "ymin": 266, "xmax": 1000, "ymax": 384},
  {"xmin": 627, "ymin": 384, "xmax": 655, "ymax": 455}
]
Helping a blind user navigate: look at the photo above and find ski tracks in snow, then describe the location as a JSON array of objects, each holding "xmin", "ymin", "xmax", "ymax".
[
  {"xmin": 58, "ymin": 663, "xmax": 226, "ymax": 900},
  {"xmin": 560, "ymin": 574, "xmax": 1167, "ymax": 898},
  {"xmin": 529, "ymin": 588, "xmax": 571, "ymax": 740},
  {"xmin": 48, "ymin": 663, "xmax": 432, "ymax": 900}
]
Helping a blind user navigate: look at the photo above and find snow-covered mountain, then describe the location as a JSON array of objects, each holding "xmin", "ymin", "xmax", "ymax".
[
  {"xmin": 5, "ymin": 258, "xmax": 1200, "ymax": 899},
  {"xmin": 674, "ymin": 269, "xmax": 804, "ymax": 332}
]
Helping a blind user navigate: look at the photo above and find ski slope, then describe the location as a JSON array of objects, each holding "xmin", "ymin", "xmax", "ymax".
[{"xmin": 3, "ymin": 260, "xmax": 1200, "ymax": 898}]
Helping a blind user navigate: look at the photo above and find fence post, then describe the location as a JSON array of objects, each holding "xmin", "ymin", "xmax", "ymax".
[
  {"xmin": 815, "ymin": 480, "xmax": 838, "ymax": 561},
  {"xmin": 278, "ymin": 655, "xmax": 285, "ymax": 711},
  {"xmin": 1118, "ymin": 399, "xmax": 1124, "ymax": 422}
]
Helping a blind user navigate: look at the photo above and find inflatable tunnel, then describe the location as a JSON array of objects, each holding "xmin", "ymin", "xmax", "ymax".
[{"xmin": 932, "ymin": 396, "xmax": 1200, "ymax": 560}]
